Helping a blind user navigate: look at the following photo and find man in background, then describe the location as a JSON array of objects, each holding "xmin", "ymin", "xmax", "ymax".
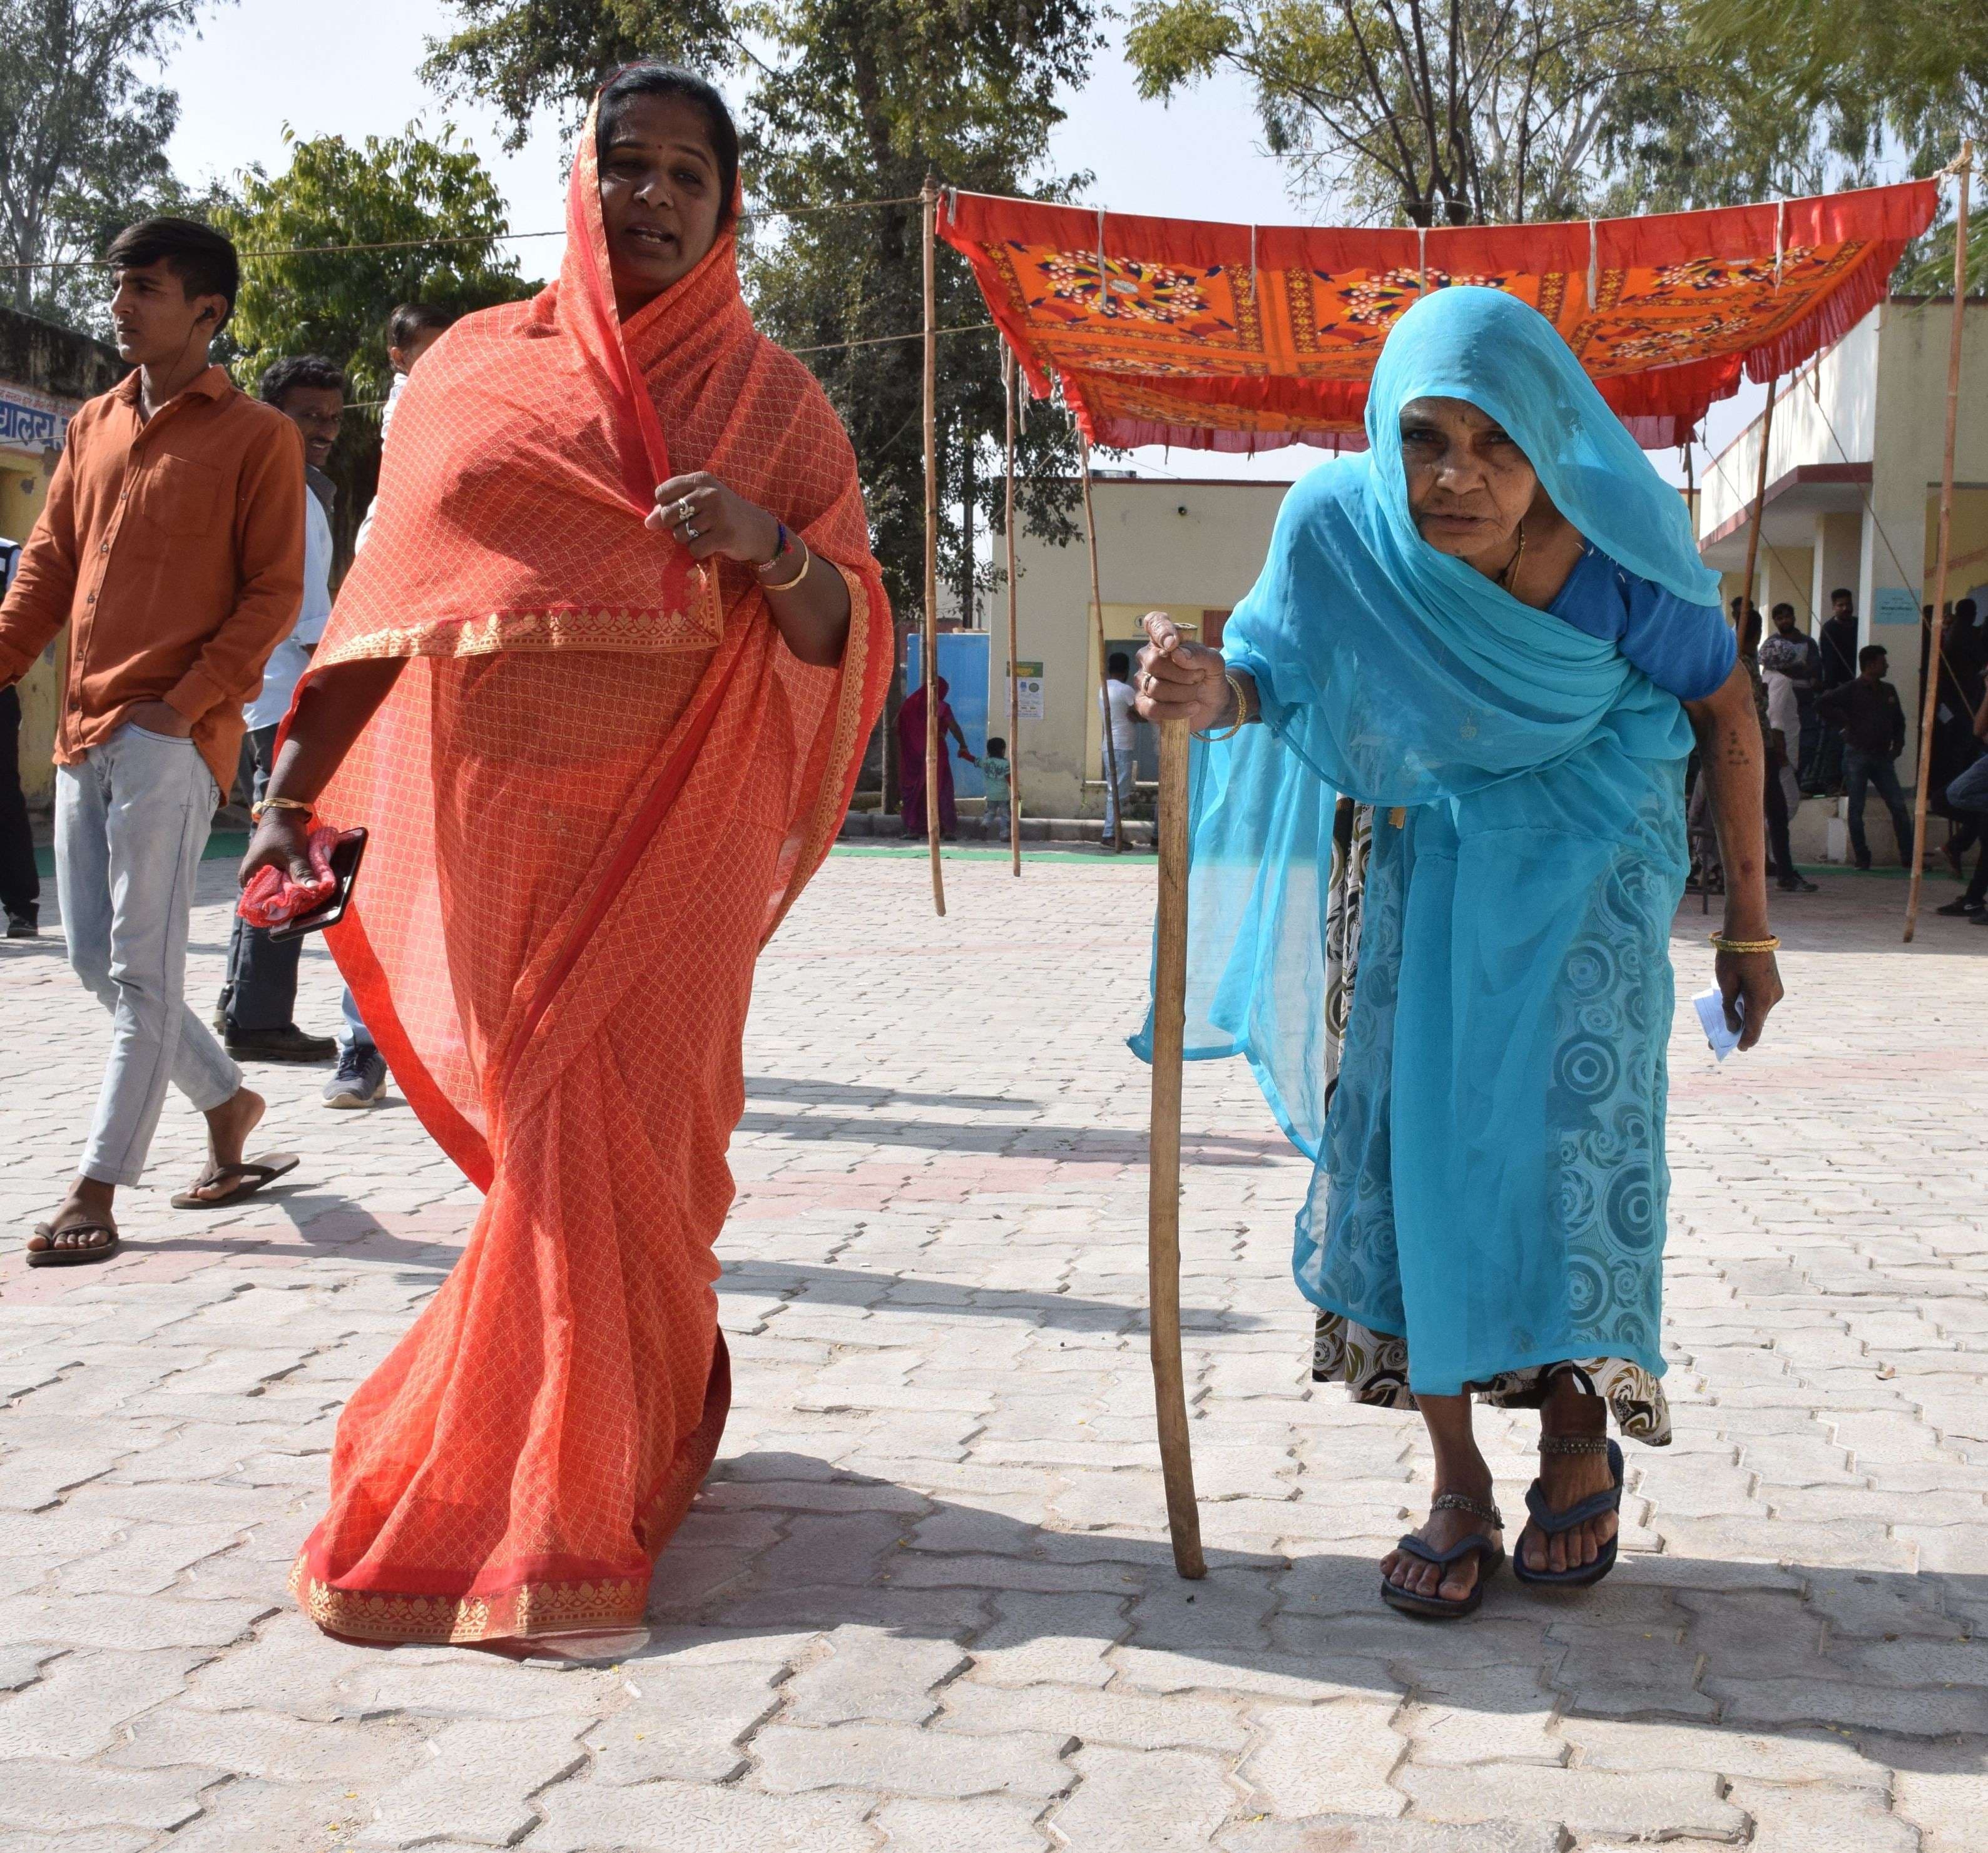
[
  {"xmin": 324, "ymin": 303, "xmax": 454, "ymax": 1109},
  {"xmin": 351, "ymin": 302, "xmax": 452, "ymax": 556},
  {"xmin": 1935, "ymin": 681, "xmax": 1988, "ymax": 923},
  {"xmin": 1812, "ymin": 586, "xmax": 1860, "ymax": 795},
  {"xmin": 0, "ymin": 535, "xmax": 34, "ymax": 938},
  {"xmin": 1099, "ymin": 651, "xmax": 1137, "ymax": 850},
  {"xmin": 1817, "ymin": 643, "xmax": 1914, "ymax": 870},
  {"xmin": 215, "ymin": 355, "xmax": 346, "ymax": 1064},
  {"xmin": 0, "ymin": 218, "xmax": 304, "ymax": 1264},
  {"xmin": 1759, "ymin": 601, "xmax": 1822, "ymax": 790}
]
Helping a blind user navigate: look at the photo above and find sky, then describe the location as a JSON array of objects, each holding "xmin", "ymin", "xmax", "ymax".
[{"xmin": 150, "ymin": 0, "xmax": 1765, "ymax": 485}]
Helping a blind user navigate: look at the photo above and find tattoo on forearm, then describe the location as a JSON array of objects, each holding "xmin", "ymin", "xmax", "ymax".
[{"xmin": 1722, "ymin": 726, "xmax": 1750, "ymax": 767}]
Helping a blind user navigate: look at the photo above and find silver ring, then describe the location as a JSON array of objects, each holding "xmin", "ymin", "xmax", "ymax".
[
  {"xmin": 676, "ymin": 498, "xmax": 696, "ymax": 524},
  {"xmin": 685, "ymin": 522, "xmax": 700, "ymax": 539}
]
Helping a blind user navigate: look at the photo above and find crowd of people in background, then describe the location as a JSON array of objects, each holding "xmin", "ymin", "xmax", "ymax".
[{"xmin": 1686, "ymin": 582, "xmax": 1988, "ymax": 921}]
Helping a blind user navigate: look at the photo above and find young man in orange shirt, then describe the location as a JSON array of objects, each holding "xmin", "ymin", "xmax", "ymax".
[{"xmin": 0, "ymin": 218, "xmax": 306, "ymax": 1265}]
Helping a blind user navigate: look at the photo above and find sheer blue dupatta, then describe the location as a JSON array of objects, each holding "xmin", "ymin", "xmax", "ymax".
[{"xmin": 1129, "ymin": 723, "xmax": 1338, "ymax": 1161}]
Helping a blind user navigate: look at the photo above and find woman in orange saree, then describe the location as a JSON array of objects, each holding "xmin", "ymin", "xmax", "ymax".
[{"xmin": 239, "ymin": 66, "xmax": 890, "ymax": 1650}]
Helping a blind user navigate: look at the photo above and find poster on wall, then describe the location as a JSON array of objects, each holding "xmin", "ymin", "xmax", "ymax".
[
  {"xmin": 903, "ymin": 631, "xmax": 992, "ymax": 799},
  {"xmin": 1871, "ymin": 587, "xmax": 1921, "ymax": 630},
  {"xmin": 1011, "ymin": 662, "xmax": 1044, "ymax": 721}
]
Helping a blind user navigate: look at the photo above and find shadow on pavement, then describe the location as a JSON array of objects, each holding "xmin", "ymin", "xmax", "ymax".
[
  {"xmin": 716, "ymin": 1259, "xmax": 1267, "ymax": 1334},
  {"xmin": 636, "ymin": 1452, "xmax": 1987, "ymax": 1773}
]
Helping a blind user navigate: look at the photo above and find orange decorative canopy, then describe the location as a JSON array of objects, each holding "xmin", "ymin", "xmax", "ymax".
[{"xmin": 938, "ymin": 182, "xmax": 1939, "ymax": 451}]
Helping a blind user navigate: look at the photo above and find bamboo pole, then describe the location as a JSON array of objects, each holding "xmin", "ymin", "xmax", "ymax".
[
  {"xmin": 1080, "ymin": 439, "xmax": 1125, "ymax": 851},
  {"xmin": 1737, "ymin": 377, "xmax": 1776, "ymax": 656},
  {"xmin": 1149, "ymin": 715, "xmax": 1205, "ymax": 1580},
  {"xmin": 1907, "ymin": 138, "xmax": 1973, "ymax": 943},
  {"xmin": 1004, "ymin": 344, "xmax": 1022, "ymax": 877},
  {"xmin": 921, "ymin": 176, "xmax": 946, "ymax": 916}
]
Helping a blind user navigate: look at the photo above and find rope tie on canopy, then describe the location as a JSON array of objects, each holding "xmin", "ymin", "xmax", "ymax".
[{"xmin": 1587, "ymin": 220, "xmax": 1599, "ymax": 310}]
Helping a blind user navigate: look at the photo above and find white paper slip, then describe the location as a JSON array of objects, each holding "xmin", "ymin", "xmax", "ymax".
[{"xmin": 1692, "ymin": 986, "xmax": 1743, "ymax": 1062}]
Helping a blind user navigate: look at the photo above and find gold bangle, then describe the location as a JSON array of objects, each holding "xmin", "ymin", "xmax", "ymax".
[
  {"xmin": 1709, "ymin": 932, "xmax": 1780, "ymax": 954},
  {"xmin": 1193, "ymin": 671, "xmax": 1253, "ymax": 743},
  {"xmin": 250, "ymin": 796, "xmax": 312, "ymax": 823},
  {"xmin": 758, "ymin": 536, "xmax": 811, "ymax": 593}
]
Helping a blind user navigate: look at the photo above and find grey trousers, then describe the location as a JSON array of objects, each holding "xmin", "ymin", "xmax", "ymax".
[{"xmin": 56, "ymin": 723, "xmax": 241, "ymax": 1186}]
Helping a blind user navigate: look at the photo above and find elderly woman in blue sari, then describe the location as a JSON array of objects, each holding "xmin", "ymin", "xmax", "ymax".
[{"xmin": 1134, "ymin": 288, "xmax": 1783, "ymax": 1619}]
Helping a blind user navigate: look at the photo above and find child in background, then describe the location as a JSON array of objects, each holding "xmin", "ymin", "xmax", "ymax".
[{"xmin": 982, "ymin": 736, "xmax": 1012, "ymax": 841}]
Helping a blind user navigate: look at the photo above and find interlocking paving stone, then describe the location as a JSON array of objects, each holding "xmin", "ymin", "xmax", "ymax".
[
  {"xmin": 529, "ymin": 1777, "xmax": 879, "ymax": 1852},
  {"xmin": 355, "ymin": 1717, "xmax": 589, "ymax": 1847},
  {"xmin": 2, "ymin": 857, "xmax": 1984, "ymax": 1845},
  {"xmin": 1045, "ymin": 1744, "xmax": 1235, "ymax": 1850}
]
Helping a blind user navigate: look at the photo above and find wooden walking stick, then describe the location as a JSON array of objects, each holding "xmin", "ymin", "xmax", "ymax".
[
  {"xmin": 1907, "ymin": 138, "xmax": 1972, "ymax": 943},
  {"xmin": 921, "ymin": 175, "xmax": 946, "ymax": 916},
  {"xmin": 1149, "ymin": 713, "xmax": 1205, "ymax": 1579}
]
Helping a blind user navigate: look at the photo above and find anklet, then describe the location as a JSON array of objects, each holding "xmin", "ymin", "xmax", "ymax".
[
  {"xmin": 1432, "ymin": 1491, "xmax": 1504, "ymax": 1528},
  {"xmin": 1538, "ymin": 1434, "xmax": 1609, "ymax": 1456}
]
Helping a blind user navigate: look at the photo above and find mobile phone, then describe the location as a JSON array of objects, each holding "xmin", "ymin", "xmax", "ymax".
[{"xmin": 268, "ymin": 828, "xmax": 368, "ymax": 943}]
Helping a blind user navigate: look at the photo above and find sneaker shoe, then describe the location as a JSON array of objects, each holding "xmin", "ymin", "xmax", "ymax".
[
  {"xmin": 225, "ymin": 1022, "xmax": 337, "ymax": 1063},
  {"xmin": 1936, "ymin": 897, "xmax": 1985, "ymax": 916},
  {"xmin": 322, "ymin": 1044, "xmax": 389, "ymax": 1108},
  {"xmin": 1854, "ymin": 856, "xmax": 1872, "ymax": 871},
  {"xmin": 4, "ymin": 908, "xmax": 35, "ymax": 939},
  {"xmin": 1778, "ymin": 874, "xmax": 1819, "ymax": 893}
]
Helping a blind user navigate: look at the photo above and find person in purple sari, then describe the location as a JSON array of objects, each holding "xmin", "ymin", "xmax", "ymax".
[{"xmin": 897, "ymin": 675, "xmax": 973, "ymax": 840}]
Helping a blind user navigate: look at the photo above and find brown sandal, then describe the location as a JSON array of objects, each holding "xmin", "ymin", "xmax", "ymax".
[
  {"xmin": 26, "ymin": 1221, "xmax": 121, "ymax": 1267},
  {"xmin": 170, "ymin": 1154, "xmax": 300, "ymax": 1210}
]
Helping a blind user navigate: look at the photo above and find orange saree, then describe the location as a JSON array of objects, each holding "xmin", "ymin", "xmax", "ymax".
[{"xmin": 287, "ymin": 113, "xmax": 890, "ymax": 1647}]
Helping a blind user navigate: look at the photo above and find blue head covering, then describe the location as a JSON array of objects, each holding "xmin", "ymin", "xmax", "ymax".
[
  {"xmin": 1222, "ymin": 285, "xmax": 1716, "ymax": 810},
  {"xmin": 1364, "ymin": 285, "xmax": 1718, "ymax": 605}
]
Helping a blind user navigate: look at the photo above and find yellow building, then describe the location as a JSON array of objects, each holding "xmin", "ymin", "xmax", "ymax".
[
  {"xmin": 991, "ymin": 475, "xmax": 1290, "ymax": 819},
  {"xmin": 0, "ymin": 305, "xmax": 126, "ymax": 806}
]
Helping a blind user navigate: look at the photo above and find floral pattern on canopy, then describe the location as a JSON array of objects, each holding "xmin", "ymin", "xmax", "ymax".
[{"xmin": 937, "ymin": 183, "xmax": 1938, "ymax": 452}]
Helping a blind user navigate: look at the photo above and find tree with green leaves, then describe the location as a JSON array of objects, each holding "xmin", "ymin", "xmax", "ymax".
[
  {"xmin": 1687, "ymin": 0, "xmax": 1988, "ymax": 288},
  {"xmin": 0, "ymin": 0, "xmax": 217, "ymax": 328},
  {"xmin": 421, "ymin": 0, "xmax": 735, "ymax": 145},
  {"xmin": 210, "ymin": 123, "xmax": 537, "ymax": 550},
  {"xmin": 1123, "ymin": 0, "xmax": 1823, "ymax": 225},
  {"xmin": 424, "ymin": 0, "xmax": 1099, "ymax": 626},
  {"xmin": 740, "ymin": 1, "xmax": 1098, "ymax": 622}
]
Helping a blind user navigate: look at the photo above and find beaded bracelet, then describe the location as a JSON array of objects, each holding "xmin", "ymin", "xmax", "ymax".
[{"xmin": 759, "ymin": 534, "xmax": 812, "ymax": 593}]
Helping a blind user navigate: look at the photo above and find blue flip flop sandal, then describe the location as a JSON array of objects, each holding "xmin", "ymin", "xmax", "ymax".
[
  {"xmin": 1513, "ymin": 1436, "xmax": 1624, "ymax": 1588},
  {"xmin": 1380, "ymin": 1492, "xmax": 1506, "ymax": 1620}
]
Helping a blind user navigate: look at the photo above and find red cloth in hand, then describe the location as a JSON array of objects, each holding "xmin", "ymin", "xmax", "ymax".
[{"xmin": 238, "ymin": 825, "xmax": 340, "ymax": 928}]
